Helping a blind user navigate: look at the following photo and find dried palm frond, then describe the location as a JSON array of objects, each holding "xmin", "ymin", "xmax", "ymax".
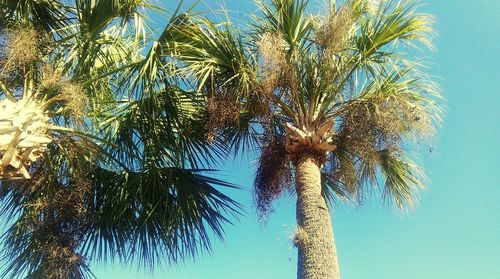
[{"xmin": 292, "ymin": 226, "xmax": 309, "ymax": 248}]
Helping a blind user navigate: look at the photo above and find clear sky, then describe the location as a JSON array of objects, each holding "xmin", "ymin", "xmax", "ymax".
[{"xmin": 92, "ymin": 0, "xmax": 500, "ymax": 278}]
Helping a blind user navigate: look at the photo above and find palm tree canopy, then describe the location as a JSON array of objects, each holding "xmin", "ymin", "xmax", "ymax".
[
  {"xmin": 169, "ymin": 0, "xmax": 442, "ymax": 215},
  {"xmin": 0, "ymin": 1, "xmax": 241, "ymax": 278}
]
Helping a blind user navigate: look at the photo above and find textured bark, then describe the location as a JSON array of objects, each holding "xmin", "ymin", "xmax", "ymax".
[{"xmin": 295, "ymin": 155, "xmax": 340, "ymax": 279}]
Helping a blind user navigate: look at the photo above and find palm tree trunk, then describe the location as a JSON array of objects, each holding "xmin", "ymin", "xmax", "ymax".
[{"xmin": 295, "ymin": 155, "xmax": 340, "ymax": 279}]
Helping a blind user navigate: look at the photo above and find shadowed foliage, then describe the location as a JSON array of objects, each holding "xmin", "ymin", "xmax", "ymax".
[{"xmin": 0, "ymin": 1, "xmax": 242, "ymax": 278}]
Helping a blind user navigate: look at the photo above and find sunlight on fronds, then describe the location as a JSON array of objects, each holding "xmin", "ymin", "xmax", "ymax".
[
  {"xmin": 255, "ymin": 0, "xmax": 315, "ymax": 50},
  {"xmin": 379, "ymin": 149, "xmax": 426, "ymax": 209},
  {"xmin": 0, "ymin": 0, "xmax": 442, "ymax": 276},
  {"xmin": 248, "ymin": 0, "xmax": 440, "ymax": 211},
  {"xmin": 171, "ymin": 0, "xmax": 441, "ymax": 213},
  {"xmin": 367, "ymin": 0, "xmax": 381, "ymax": 13},
  {"xmin": 0, "ymin": 1, "xmax": 244, "ymax": 276},
  {"xmin": 356, "ymin": 0, "xmax": 436, "ymax": 58},
  {"xmin": 0, "ymin": 98, "xmax": 52, "ymax": 179}
]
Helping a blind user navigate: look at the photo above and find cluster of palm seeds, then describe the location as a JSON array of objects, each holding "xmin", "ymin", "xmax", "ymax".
[
  {"xmin": 204, "ymin": 96, "xmax": 240, "ymax": 142},
  {"xmin": 374, "ymin": 98, "xmax": 435, "ymax": 143},
  {"xmin": 338, "ymin": 98, "xmax": 426, "ymax": 159},
  {"xmin": 246, "ymin": 89, "xmax": 271, "ymax": 119},
  {"xmin": 23, "ymin": 172, "xmax": 92, "ymax": 279},
  {"xmin": 0, "ymin": 27, "xmax": 41, "ymax": 72},
  {"xmin": 329, "ymin": 150, "xmax": 358, "ymax": 194},
  {"xmin": 257, "ymin": 32, "xmax": 294, "ymax": 95},
  {"xmin": 253, "ymin": 136, "xmax": 293, "ymax": 218},
  {"xmin": 315, "ymin": 6, "xmax": 354, "ymax": 54},
  {"xmin": 39, "ymin": 66, "xmax": 89, "ymax": 121},
  {"xmin": 332, "ymin": 96, "xmax": 434, "ymax": 193}
]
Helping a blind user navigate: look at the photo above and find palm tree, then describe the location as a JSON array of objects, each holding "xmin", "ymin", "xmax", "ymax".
[
  {"xmin": 170, "ymin": 0, "xmax": 442, "ymax": 278},
  {"xmin": 0, "ymin": 0, "xmax": 240, "ymax": 278}
]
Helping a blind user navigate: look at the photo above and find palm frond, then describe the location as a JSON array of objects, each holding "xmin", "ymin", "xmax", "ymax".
[
  {"xmin": 167, "ymin": 14, "xmax": 256, "ymax": 99},
  {"xmin": 350, "ymin": 0, "xmax": 434, "ymax": 76},
  {"xmin": 0, "ymin": 1, "xmax": 244, "ymax": 277},
  {"xmin": 254, "ymin": 0, "xmax": 315, "ymax": 51},
  {"xmin": 321, "ymin": 172, "xmax": 354, "ymax": 207},
  {"xmin": 83, "ymin": 166, "xmax": 241, "ymax": 268},
  {"xmin": 0, "ymin": 0, "xmax": 71, "ymax": 36},
  {"xmin": 378, "ymin": 148, "xmax": 425, "ymax": 209}
]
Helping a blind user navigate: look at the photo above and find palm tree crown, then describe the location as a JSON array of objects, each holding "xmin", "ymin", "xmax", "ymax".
[
  {"xmin": 174, "ymin": 0, "xmax": 441, "ymax": 210},
  {"xmin": 0, "ymin": 1, "xmax": 241, "ymax": 278},
  {"xmin": 171, "ymin": 0, "xmax": 442, "ymax": 277}
]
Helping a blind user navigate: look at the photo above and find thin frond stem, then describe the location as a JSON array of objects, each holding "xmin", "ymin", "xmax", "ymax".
[{"xmin": 0, "ymin": 80, "xmax": 15, "ymax": 101}]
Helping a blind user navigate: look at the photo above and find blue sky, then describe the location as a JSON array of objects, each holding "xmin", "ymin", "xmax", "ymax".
[{"xmin": 93, "ymin": 0, "xmax": 500, "ymax": 278}]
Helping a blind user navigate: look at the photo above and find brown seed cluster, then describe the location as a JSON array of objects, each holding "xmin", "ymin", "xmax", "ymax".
[
  {"xmin": 333, "ymin": 96, "xmax": 434, "ymax": 191},
  {"xmin": 204, "ymin": 96, "xmax": 240, "ymax": 142},
  {"xmin": 339, "ymin": 100, "xmax": 410, "ymax": 158},
  {"xmin": 27, "ymin": 176, "xmax": 91, "ymax": 279},
  {"xmin": 253, "ymin": 137, "xmax": 292, "ymax": 219},
  {"xmin": 23, "ymin": 174, "xmax": 92, "ymax": 279},
  {"xmin": 4, "ymin": 138, "xmax": 96, "ymax": 278},
  {"xmin": 315, "ymin": 7, "xmax": 354, "ymax": 54},
  {"xmin": 59, "ymin": 82, "xmax": 88, "ymax": 119},
  {"xmin": 40, "ymin": 67, "xmax": 89, "ymax": 120},
  {"xmin": 257, "ymin": 32, "xmax": 297, "ymax": 97}
]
